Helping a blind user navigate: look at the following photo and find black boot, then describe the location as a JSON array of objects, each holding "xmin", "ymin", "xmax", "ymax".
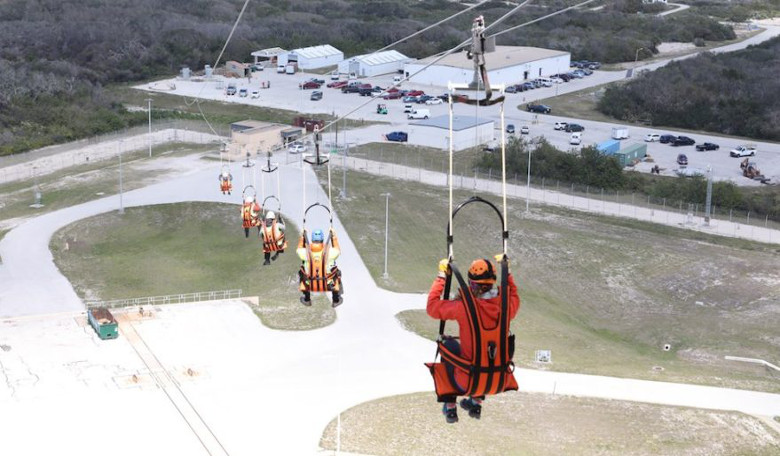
[
  {"xmin": 300, "ymin": 292, "xmax": 311, "ymax": 306},
  {"xmin": 263, "ymin": 252, "xmax": 271, "ymax": 265},
  {"xmin": 244, "ymin": 228, "xmax": 249, "ymax": 238},
  {"xmin": 460, "ymin": 398, "xmax": 482, "ymax": 419},
  {"xmin": 331, "ymin": 291, "xmax": 343, "ymax": 308},
  {"xmin": 442, "ymin": 404, "xmax": 458, "ymax": 424},
  {"xmin": 271, "ymin": 251, "xmax": 280, "ymax": 261}
]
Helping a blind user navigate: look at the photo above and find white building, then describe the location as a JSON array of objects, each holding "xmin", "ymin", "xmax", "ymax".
[
  {"xmin": 409, "ymin": 115, "xmax": 494, "ymax": 151},
  {"xmin": 337, "ymin": 50, "xmax": 414, "ymax": 77},
  {"xmin": 278, "ymin": 45, "xmax": 344, "ymax": 70},
  {"xmin": 404, "ymin": 46, "xmax": 570, "ymax": 87}
]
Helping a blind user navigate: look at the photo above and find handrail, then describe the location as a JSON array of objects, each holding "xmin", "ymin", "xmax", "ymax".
[{"xmin": 85, "ymin": 289, "xmax": 243, "ymax": 309}]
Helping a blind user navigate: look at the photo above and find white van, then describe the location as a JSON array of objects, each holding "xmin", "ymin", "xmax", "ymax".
[
  {"xmin": 277, "ymin": 65, "xmax": 285, "ymax": 73},
  {"xmin": 404, "ymin": 104, "xmax": 414, "ymax": 113},
  {"xmin": 407, "ymin": 108, "xmax": 430, "ymax": 119},
  {"xmin": 537, "ymin": 78, "xmax": 553, "ymax": 87},
  {"xmin": 330, "ymin": 71, "xmax": 339, "ymax": 80},
  {"xmin": 569, "ymin": 132, "xmax": 582, "ymax": 145}
]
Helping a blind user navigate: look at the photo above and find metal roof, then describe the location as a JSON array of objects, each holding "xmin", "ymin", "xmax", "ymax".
[
  {"xmin": 346, "ymin": 50, "xmax": 412, "ymax": 66},
  {"xmin": 251, "ymin": 47, "xmax": 287, "ymax": 57},
  {"xmin": 412, "ymin": 115, "xmax": 493, "ymax": 131},
  {"xmin": 290, "ymin": 44, "xmax": 342, "ymax": 59},
  {"xmin": 414, "ymin": 45, "xmax": 569, "ymax": 70}
]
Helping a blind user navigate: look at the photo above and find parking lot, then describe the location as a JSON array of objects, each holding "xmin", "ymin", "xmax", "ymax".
[{"xmin": 139, "ymin": 66, "xmax": 779, "ymax": 186}]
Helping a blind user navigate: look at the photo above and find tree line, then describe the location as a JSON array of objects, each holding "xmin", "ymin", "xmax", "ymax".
[
  {"xmin": 597, "ymin": 36, "xmax": 780, "ymax": 141},
  {"xmin": 474, "ymin": 137, "xmax": 778, "ymax": 220}
]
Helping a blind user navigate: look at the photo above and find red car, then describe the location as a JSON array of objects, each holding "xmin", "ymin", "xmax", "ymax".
[
  {"xmin": 327, "ymin": 81, "xmax": 347, "ymax": 88},
  {"xmin": 406, "ymin": 90, "xmax": 425, "ymax": 97},
  {"xmin": 299, "ymin": 81, "xmax": 321, "ymax": 90},
  {"xmin": 386, "ymin": 87, "xmax": 400, "ymax": 93},
  {"xmin": 383, "ymin": 92, "xmax": 403, "ymax": 100}
]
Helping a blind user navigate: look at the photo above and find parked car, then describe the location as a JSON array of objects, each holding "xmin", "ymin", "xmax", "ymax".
[
  {"xmin": 299, "ymin": 81, "xmax": 320, "ymax": 90},
  {"xmin": 310, "ymin": 90, "xmax": 323, "ymax": 101},
  {"xmin": 251, "ymin": 90, "xmax": 260, "ymax": 99},
  {"xmin": 239, "ymin": 88, "xmax": 248, "ymax": 97},
  {"xmin": 406, "ymin": 90, "xmax": 425, "ymax": 97},
  {"xmin": 308, "ymin": 78, "xmax": 325, "ymax": 84},
  {"xmin": 359, "ymin": 88, "xmax": 374, "ymax": 96},
  {"xmin": 425, "ymin": 97, "xmax": 443, "ymax": 105},
  {"xmin": 582, "ymin": 68, "xmax": 593, "ymax": 76},
  {"xmin": 672, "ymin": 136, "xmax": 695, "ymax": 146},
  {"xmin": 570, "ymin": 132, "xmax": 582, "ymax": 145},
  {"xmin": 520, "ymin": 126, "xmax": 530, "ymax": 135},
  {"xmin": 505, "ymin": 85, "xmax": 519, "ymax": 93},
  {"xmin": 677, "ymin": 153, "xmax": 688, "ymax": 165},
  {"xmin": 527, "ymin": 104, "xmax": 551, "ymax": 114},
  {"xmin": 506, "ymin": 124, "xmax": 515, "ymax": 134},
  {"xmin": 327, "ymin": 81, "xmax": 347, "ymax": 88},
  {"xmin": 330, "ymin": 71, "xmax": 339, "ymax": 80},
  {"xmin": 521, "ymin": 82, "xmax": 535, "ymax": 91},
  {"xmin": 417, "ymin": 95, "xmax": 433, "ymax": 104},
  {"xmin": 644, "ymin": 133, "xmax": 661, "ymax": 142},
  {"xmin": 402, "ymin": 96, "xmax": 418, "ymax": 103},
  {"xmin": 438, "ymin": 94, "xmax": 450, "ymax": 102},
  {"xmin": 383, "ymin": 92, "xmax": 403, "ymax": 100},
  {"xmin": 407, "ymin": 108, "xmax": 430, "ymax": 119},
  {"xmin": 226, "ymin": 85, "xmax": 237, "ymax": 95},
  {"xmin": 288, "ymin": 143, "xmax": 307, "ymax": 154},
  {"xmin": 386, "ymin": 131, "xmax": 408, "ymax": 142},
  {"xmin": 554, "ymin": 122, "xmax": 568, "ymax": 130},
  {"xmin": 403, "ymin": 104, "xmax": 414, "ymax": 113},
  {"xmin": 695, "ymin": 142, "xmax": 719, "ymax": 151},
  {"xmin": 730, "ymin": 145, "xmax": 757, "ymax": 157},
  {"xmin": 342, "ymin": 86, "xmax": 361, "ymax": 93},
  {"xmin": 565, "ymin": 123, "xmax": 585, "ymax": 132},
  {"xmin": 659, "ymin": 134, "xmax": 676, "ymax": 144}
]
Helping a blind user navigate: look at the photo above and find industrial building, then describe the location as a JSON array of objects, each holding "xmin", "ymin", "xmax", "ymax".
[
  {"xmin": 337, "ymin": 50, "xmax": 414, "ymax": 77},
  {"xmin": 251, "ymin": 47, "xmax": 287, "ymax": 65},
  {"xmin": 409, "ymin": 115, "xmax": 494, "ymax": 151},
  {"xmin": 229, "ymin": 120, "xmax": 302, "ymax": 159},
  {"xmin": 403, "ymin": 46, "xmax": 570, "ymax": 87},
  {"xmin": 277, "ymin": 45, "xmax": 344, "ymax": 70}
]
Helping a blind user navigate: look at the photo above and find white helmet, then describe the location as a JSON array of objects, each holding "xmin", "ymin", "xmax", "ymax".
[
  {"xmin": 266, "ymin": 211, "xmax": 276, "ymax": 220},
  {"xmin": 222, "ymin": 171, "xmax": 229, "ymax": 178},
  {"xmin": 244, "ymin": 196, "xmax": 253, "ymax": 204}
]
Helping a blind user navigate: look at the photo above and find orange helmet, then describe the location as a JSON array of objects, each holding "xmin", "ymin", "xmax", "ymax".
[{"xmin": 468, "ymin": 258, "xmax": 496, "ymax": 284}]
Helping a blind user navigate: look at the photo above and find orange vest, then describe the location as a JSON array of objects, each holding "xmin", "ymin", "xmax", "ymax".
[
  {"xmin": 242, "ymin": 203, "xmax": 259, "ymax": 228},
  {"xmin": 261, "ymin": 220, "xmax": 287, "ymax": 252}
]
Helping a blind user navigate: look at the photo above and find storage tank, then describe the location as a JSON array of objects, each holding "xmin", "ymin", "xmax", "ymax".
[
  {"xmin": 181, "ymin": 66, "xmax": 191, "ymax": 80},
  {"xmin": 204, "ymin": 65, "xmax": 213, "ymax": 79}
]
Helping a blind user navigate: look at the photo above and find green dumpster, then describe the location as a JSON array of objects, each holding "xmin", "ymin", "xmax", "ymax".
[{"xmin": 88, "ymin": 307, "xmax": 119, "ymax": 340}]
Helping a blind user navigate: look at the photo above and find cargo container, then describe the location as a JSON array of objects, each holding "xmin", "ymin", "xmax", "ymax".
[
  {"xmin": 597, "ymin": 139, "xmax": 620, "ymax": 155},
  {"xmin": 614, "ymin": 143, "xmax": 647, "ymax": 167},
  {"xmin": 88, "ymin": 307, "xmax": 119, "ymax": 340},
  {"xmin": 612, "ymin": 127, "xmax": 629, "ymax": 140}
]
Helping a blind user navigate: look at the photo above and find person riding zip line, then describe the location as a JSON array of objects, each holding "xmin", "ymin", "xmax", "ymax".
[
  {"xmin": 219, "ymin": 171, "xmax": 233, "ymax": 195},
  {"xmin": 261, "ymin": 211, "xmax": 286, "ymax": 265},
  {"xmin": 241, "ymin": 196, "xmax": 261, "ymax": 238},
  {"xmin": 427, "ymin": 256, "xmax": 520, "ymax": 424},
  {"xmin": 296, "ymin": 228, "xmax": 342, "ymax": 307}
]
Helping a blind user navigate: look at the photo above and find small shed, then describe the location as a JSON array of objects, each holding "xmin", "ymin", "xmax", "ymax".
[
  {"xmin": 278, "ymin": 45, "xmax": 344, "ymax": 70},
  {"xmin": 229, "ymin": 120, "xmax": 296, "ymax": 158},
  {"xmin": 410, "ymin": 115, "xmax": 494, "ymax": 151},
  {"xmin": 613, "ymin": 143, "xmax": 647, "ymax": 167},
  {"xmin": 337, "ymin": 50, "xmax": 414, "ymax": 77},
  {"xmin": 226, "ymin": 61, "xmax": 250, "ymax": 78}
]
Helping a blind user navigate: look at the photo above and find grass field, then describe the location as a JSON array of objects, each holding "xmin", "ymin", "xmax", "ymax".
[
  {"xmin": 326, "ymin": 169, "xmax": 780, "ymax": 392},
  {"xmin": 346, "ymin": 142, "xmax": 481, "ymax": 176},
  {"xmin": 50, "ymin": 202, "xmax": 335, "ymax": 331},
  {"xmin": 320, "ymin": 392, "xmax": 780, "ymax": 456},
  {"xmin": 0, "ymin": 143, "xmax": 212, "ymax": 224}
]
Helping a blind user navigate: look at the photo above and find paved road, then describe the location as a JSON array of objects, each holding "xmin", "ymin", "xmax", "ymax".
[{"xmin": 658, "ymin": 3, "xmax": 690, "ymax": 17}]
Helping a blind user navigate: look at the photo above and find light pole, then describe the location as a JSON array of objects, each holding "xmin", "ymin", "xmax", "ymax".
[
  {"xmin": 382, "ymin": 192, "xmax": 390, "ymax": 278},
  {"xmin": 634, "ymin": 47, "xmax": 645, "ymax": 76},
  {"xmin": 525, "ymin": 145, "xmax": 532, "ymax": 213},
  {"xmin": 118, "ymin": 140, "xmax": 124, "ymax": 214},
  {"xmin": 704, "ymin": 164, "xmax": 713, "ymax": 226},
  {"xmin": 146, "ymin": 98, "xmax": 153, "ymax": 157}
]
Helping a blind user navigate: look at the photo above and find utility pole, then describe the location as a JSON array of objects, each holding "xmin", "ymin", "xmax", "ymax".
[
  {"xmin": 704, "ymin": 164, "xmax": 713, "ymax": 226},
  {"xmin": 118, "ymin": 140, "xmax": 124, "ymax": 214},
  {"xmin": 382, "ymin": 193, "xmax": 390, "ymax": 278},
  {"xmin": 146, "ymin": 98, "xmax": 153, "ymax": 157},
  {"xmin": 525, "ymin": 147, "xmax": 532, "ymax": 213}
]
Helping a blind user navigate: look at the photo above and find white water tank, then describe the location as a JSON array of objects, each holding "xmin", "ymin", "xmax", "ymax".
[
  {"xmin": 204, "ymin": 65, "xmax": 213, "ymax": 79},
  {"xmin": 181, "ymin": 67, "xmax": 191, "ymax": 79}
]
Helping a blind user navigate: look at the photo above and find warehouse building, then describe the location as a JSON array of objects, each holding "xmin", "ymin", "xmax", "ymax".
[
  {"xmin": 409, "ymin": 115, "xmax": 494, "ymax": 151},
  {"xmin": 404, "ymin": 46, "xmax": 570, "ymax": 87},
  {"xmin": 251, "ymin": 47, "xmax": 287, "ymax": 65},
  {"xmin": 228, "ymin": 120, "xmax": 302, "ymax": 159},
  {"xmin": 337, "ymin": 50, "xmax": 414, "ymax": 77},
  {"xmin": 277, "ymin": 45, "xmax": 344, "ymax": 70}
]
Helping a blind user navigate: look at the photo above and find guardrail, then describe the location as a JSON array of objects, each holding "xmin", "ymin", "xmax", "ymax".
[{"xmin": 85, "ymin": 289, "xmax": 243, "ymax": 309}]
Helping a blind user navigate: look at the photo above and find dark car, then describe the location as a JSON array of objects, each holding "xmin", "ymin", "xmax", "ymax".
[
  {"xmin": 310, "ymin": 90, "xmax": 323, "ymax": 101},
  {"xmin": 659, "ymin": 134, "xmax": 676, "ymax": 144},
  {"xmin": 416, "ymin": 95, "xmax": 433, "ymax": 104},
  {"xmin": 438, "ymin": 93, "xmax": 450, "ymax": 102},
  {"xmin": 341, "ymin": 86, "xmax": 361, "ymax": 93},
  {"xmin": 521, "ymin": 82, "xmax": 535, "ymax": 91},
  {"xmin": 565, "ymin": 123, "xmax": 585, "ymax": 132},
  {"xmin": 672, "ymin": 136, "xmax": 695, "ymax": 146},
  {"xmin": 359, "ymin": 88, "xmax": 374, "ymax": 96},
  {"xmin": 677, "ymin": 153, "xmax": 688, "ymax": 165},
  {"xmin": 506, "ymin": 124, "xmax": 515, "ymax": 134},
  {"xmin": 695, "ymin": 142, "xmax": 720, "ymax": 151},
  {"xmin": 527, "ymin": 104, "xmax": 551, "ymax": 114},
  {"xmin": 386, "ymin": 131, "xmax": 408, "ymax": 142}
]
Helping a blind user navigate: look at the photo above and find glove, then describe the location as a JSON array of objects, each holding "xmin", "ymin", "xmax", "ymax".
[
  {"xmin": 437, "ymin": 259, "xmax": 451, "ymax": 278},
  {"xmin": 494, "ymin": 254, "xmax": 510, "ymax": 272}
]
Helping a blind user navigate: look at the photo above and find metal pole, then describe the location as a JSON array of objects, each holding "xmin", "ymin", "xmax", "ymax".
[
  {"xmin": 118, "ymin": 140, "xmax": 124, "ymax": 214},
  {"xmin": 383, "ymin": 193, "xmax": 390, "ymax": 278},
  {"xmin": 704, "ymin": 165, "xmax": 713, "ymax": 226},
  {"xmin": 147, "ymin": 98, "xmax": 153, "ymax": 157},
  {"xmin": 525, "ymin": 149, "xmax": 532, "ymax": 213}
]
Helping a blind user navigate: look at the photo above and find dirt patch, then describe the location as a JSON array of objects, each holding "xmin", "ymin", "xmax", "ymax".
[{"xmin": 657, "ymin": 42, "xmax": 697, "ymax": 55}]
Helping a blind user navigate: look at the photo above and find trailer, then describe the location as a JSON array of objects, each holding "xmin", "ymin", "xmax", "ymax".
[
  {"xmin": 597, "ymin": 139, "xmax": 621, "ymax": 155},
  {"xmin": 611, "ymin": 127, "xmax": 630, "ymax": 140},
  {"xmin": 88, "ymin": 307, "xmax": 119, "ymax": 340}
]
